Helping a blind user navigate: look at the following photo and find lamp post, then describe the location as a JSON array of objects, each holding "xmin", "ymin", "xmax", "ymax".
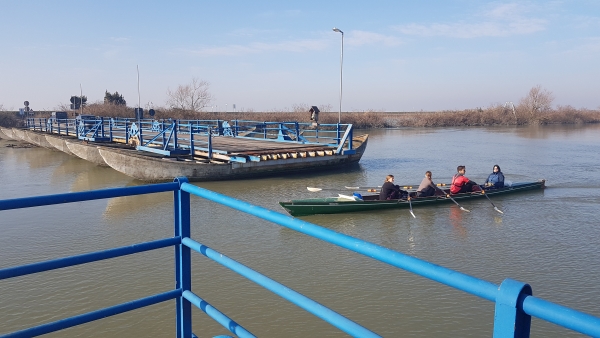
[{"xmin": 332, "ymin": 27, "xmax": 344, "ymax": 124}]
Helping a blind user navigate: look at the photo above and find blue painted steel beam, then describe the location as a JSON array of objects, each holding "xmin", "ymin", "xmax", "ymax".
[
  {"xmin": 180, "ymin": 182, "xmax": 498, "ymax": 301},
  {"xmin": 493, "ymin": 278, "xmax": 532, "ymax": 338},
  {"xmin": 0, "ymin": 237, "xmax": 180, "ymax": 280},
  {"xmin": 136, "ymin": 145, "xmax": 189, "ymax": 156},
  {"xmin": 178, "ymin": 181, "xmax": 600, "ymax": 336},
  {"xmin": 174, "ymin": 177, "xmax": 192, "ymax": 338},
  {"xmin": 2, "ymin": 289, "xmax": 181, "ymax": 338},
  {"xmin": 0, "ymin": 182, "xmax": 179, "ymax": 211},
  {"xmin": 522, "ymin": 296, "xmax": 600, "ymax": 337},
  {"xmin": 182, "ymin": 290, "xmax": 256, "ymax": 338},
  {"xmin": 181, "ymin": 237, "xmax": 380, "ymax": 338}
]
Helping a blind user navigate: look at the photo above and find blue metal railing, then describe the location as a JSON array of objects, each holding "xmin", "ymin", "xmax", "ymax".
[
  {"xmin": 1, "ymin": 178, "xmax": 598, "ymax": 337},
  {"xmin": 24, "ymin": 118, "xmax": 356, "ymax": 157}
]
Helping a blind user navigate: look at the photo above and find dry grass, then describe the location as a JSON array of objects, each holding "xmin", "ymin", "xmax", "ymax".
[{"xmin": 2, "ymin": 104, "xmax": 599, "ymax": 128}]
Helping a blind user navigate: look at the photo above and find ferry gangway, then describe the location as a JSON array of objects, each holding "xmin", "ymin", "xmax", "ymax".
[
  {"xmin": 1, "ymin": 179, "xmax": 599, "ymax": 337},
  {"xmin": 24, "ymin": 118, "xmax": 355, "ymax": 158}
]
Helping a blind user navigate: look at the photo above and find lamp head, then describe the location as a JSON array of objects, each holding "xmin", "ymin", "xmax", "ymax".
[{"xmin": 332, "ymin": 27, "xmax": 343, "ymax": 34}]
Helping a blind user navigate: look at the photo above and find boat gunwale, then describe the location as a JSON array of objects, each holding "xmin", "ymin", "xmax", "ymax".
[{"xmin": 279, "ymin": 180, "xmax": 545, "ymax": 216}]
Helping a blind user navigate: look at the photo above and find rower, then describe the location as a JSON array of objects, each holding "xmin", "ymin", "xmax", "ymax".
[{"xmin": 379, "ymin": 175, "xmax": 408, "ymax": 200}]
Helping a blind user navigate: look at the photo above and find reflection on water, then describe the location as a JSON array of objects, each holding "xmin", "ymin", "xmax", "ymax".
[
  {"xmin": 103, "ymin": 191, "xmax": 172, "ymax": 220},
  {"xmin": 69, "ymin": 165, "xmax": 132, "ymax": 192},
  {"xmin": 1, "ymin": 125, "xmax": 600, "ymax": 337},
  {"xmin": 483, "ymin": 124, "xmax": 600, "ymax": 140},
  {"xmin": 14, "ymin": 146, "xmax": 65, "ymax": 169},
  {"xmin": 448, "ymin": 206, "xmax": 468, "ymax": 238}
]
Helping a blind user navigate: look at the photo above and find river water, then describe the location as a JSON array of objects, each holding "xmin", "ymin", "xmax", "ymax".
[{"xmin": 1, "ymin": 125, "xmax": 599, "ymax": 337}]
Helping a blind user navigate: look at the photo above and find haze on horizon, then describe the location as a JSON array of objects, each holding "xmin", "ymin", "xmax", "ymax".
[{"xmin": 1, "ymin": 1, "xmax": 599, "ymax": 113}]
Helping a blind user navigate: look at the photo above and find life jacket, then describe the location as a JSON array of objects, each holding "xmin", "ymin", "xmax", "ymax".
[{"xmin": 451, "ymin": 174, "xmax": 469, "ymax": 194}]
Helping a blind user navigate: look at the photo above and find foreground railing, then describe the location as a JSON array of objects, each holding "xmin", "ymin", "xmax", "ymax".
[{"xmin": 1, "ymin": 178, "xmax": 599, "ymax": 337}]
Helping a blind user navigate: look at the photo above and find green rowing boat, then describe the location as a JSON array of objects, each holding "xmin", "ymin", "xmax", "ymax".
[{"xmin": 279, "ymin": 180, "xmax": 545, "ymax": 216}]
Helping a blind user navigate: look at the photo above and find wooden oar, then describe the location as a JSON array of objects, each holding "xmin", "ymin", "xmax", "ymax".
[
  {"xmin": 345, "ymin": 185, "xmax": 420, "ymax": 190},
  {"xmin": 344, "ymin": 183, "xmax": 448, "ymax": 190},
  {"xmin": 307, "ymin": 187, "xmax": 335, "ymax": 192},
  {"xmin": 308, "ymin": 187, "xmax": 382, "ymax": 193},
  {"xmin": 481, "ymin": 190, "xmax": 504, "ymax": 214},
  {"xmin": 309, "ymin": 186, "xmax": 418, "ymax": 193},
  {"xmin": 408, "ymin": 196, "xmax": 416, "ymax": 218},
  {"xmin": 344, "ymin": 185, "xmax": 382, "ymax": 190},
  {"xmin": 431, "ymin": 184, "xmax": 470, "ymax": 212}
]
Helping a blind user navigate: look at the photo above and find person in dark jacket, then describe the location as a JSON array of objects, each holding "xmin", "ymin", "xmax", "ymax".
[
  {"xmin": 379, "ymin": 175, "xmax": 407, "ymax": 200},
  {"xmin": 484, "ymin": 165, "xmax": 505, "ymax": 189}
]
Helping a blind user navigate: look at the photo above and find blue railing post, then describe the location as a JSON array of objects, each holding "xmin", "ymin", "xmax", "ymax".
[
  {"xmin": 190, "ymin": 132, "xmax": 195, "ymax": 156},
  {"xmin": 174, "ymin": 177, "xmax": 192, "ymax": 338},
  {"xmin": 208, "ymin": 128, "xmax": 213, "ymax": 160},
  {"xmin": 174, "ymin": 120, "xmax": 179, "ymax": 149},
  {"xmin": 161, "ymin": 120, "xmax": 166, "ymax": 149},
  {"xmin": 139, "ymin": 120, "xmax": 144, "ymax": 146},
  {"xmin": 493, "ymin": 278, "xmax": 532, "ymax": 338},
  {"xmin": 109, "ymin": 118, "xmax": 113, "ymax": 141},
  {"xmin": 100, "ymin": 117, "xmax": 105, "ymax": 138},
  {"xmin": 348, "ymin": 126, "xmax": 353, "ymax": 150}
]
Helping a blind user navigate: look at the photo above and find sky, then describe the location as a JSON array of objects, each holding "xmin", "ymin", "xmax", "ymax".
[{"xmin": 1, "ymin": 0, "xmax": 599, "ymax": 112}]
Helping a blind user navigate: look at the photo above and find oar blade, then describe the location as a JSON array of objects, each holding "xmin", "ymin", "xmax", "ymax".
[
  {"xmin": 307, "ymin": 187, "xmax": 323, "ymax": 192},
  {"xmin": 483, "ymin": 190, "xmax": 504, "ymax": 214},
  {"xmin": 460, "ymin": 206, "xmax": 471, "ymax": 212},
  {"xmin": 410, "ymin": 210, "xmax": 416, "ymax": 218}
]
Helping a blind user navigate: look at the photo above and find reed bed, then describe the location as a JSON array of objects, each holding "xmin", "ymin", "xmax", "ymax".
[{"xmin": 2, "ymin": 104, "xmax": 599, "ymax": 129}]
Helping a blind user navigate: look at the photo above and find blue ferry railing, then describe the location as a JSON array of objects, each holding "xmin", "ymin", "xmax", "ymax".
[
  {"xmin": 24, "ymin": 118, "xmax": 357, "ymax": 158},
  {"xmin": 1, "ymin": 178, "xmax": 599, "ymax": 337}
]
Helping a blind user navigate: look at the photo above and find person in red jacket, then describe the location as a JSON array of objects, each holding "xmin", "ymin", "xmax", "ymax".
[{"xmin": 450, "ymin": 166, "xmax": 480, "ymax": 194}]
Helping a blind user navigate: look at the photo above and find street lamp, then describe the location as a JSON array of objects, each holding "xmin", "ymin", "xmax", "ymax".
[{"xmin": 332, "ymin": 27, "xmax": 344, "ymax": 124}]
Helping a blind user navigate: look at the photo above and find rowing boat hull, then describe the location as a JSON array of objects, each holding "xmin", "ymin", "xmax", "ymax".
[{"xmin": 279, "ymin": 180, "xmax": 545, "ymax": 216}]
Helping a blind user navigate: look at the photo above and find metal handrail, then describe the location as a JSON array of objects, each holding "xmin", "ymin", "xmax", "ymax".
[{"xmin": 1, "ymin": 179, "xmax": 599, "ymax": 337}]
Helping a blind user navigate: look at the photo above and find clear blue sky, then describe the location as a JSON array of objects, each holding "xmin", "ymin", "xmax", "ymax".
[{"xmin": 1, "ymin": 1, "xmax": 599, "ymax": 112}]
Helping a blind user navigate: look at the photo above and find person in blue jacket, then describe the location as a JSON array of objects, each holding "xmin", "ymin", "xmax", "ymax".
[{"xmin": 484, "ymin": 165, "xmax": 505, "ymax": 189}]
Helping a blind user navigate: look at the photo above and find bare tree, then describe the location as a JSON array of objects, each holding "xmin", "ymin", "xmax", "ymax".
[
  {"xmin": 56, "ymin": 103, "xmax": 71, "ymax": 112},
  {"xmin": 0, "ymin": 103, "xmax": 4, "ymax": 111},
  {"xmin": 319, "ymin": 104, "xmax": 333, "ymax": 113},
  {"xmin": 518, "ymin": 85, "xmax": 554, "ymax": 118},
  {"xmin": 291, "ymin": 103, "xmax": 309, "ymax": 113},
  {"xmin": 166, "ymin": 78, "xmax": 213, "ymax": 112}
]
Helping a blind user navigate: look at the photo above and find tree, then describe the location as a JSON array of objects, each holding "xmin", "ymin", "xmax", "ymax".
[
  {"xmin": 70, "ymin": 96, "xmax": 88, "ymax": 110},
  {"xmin": 104, "ymin": 91, "xmax": 126, "ymax": 105},
  {"xmin": 166, "ymin": 78, "xmax": 213, "ymax": 112},
  {"xmin": 518, "ymin": 85, "xmax": 554, "ymax": 118}
]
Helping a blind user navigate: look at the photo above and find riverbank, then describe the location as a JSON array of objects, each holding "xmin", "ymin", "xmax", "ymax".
[{"xmin": 2, "ymin": 105, "xmax": 599, "ymax": 129}]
